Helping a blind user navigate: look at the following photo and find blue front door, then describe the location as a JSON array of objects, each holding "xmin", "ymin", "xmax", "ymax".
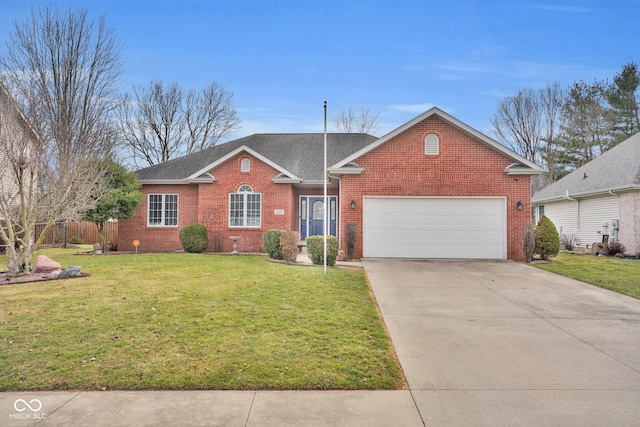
[
  {"xmin": 300, "ymin": 196, "xmax": 337, "ymax": 240},
  {"xmin": 309, "ymin": 198, "xmax": 325, "ymax": 236}
]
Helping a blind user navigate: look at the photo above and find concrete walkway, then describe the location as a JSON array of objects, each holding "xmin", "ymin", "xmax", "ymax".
[{"xmin": 3, "ymin": 259, "xmax": 640, "ymax": 426}]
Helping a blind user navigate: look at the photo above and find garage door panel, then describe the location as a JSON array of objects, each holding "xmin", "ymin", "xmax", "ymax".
[{"xmin": 363, "ymin": 197, "xmax": 506, "ymax": 259}]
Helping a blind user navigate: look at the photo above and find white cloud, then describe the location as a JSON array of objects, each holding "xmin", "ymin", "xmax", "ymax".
[{"xmin": 389, "ymin": 103, "xmax": 437, "ymax": 113}]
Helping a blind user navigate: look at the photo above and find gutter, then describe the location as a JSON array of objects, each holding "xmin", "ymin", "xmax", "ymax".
[{"xmin": 533, "ymin": 184, "xmax": 640, "ymax": 204}]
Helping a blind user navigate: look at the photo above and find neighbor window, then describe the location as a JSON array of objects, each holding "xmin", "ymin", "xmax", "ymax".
[
  {"xmin": 425, "ymin": 134, "xmax": 440, "ymax": 155},
  {"xmin": 229, "ymin": 185, "xmax": 261, "ymax": 227},
  {"xmin": 240, "ymin": 157, "xmax": 251, "ymax": 172},
  {"xmin": 148, "ymin": 194, "xmax": 178, "ymax": 227}
]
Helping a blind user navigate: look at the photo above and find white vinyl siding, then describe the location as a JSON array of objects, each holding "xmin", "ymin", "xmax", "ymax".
[
  {"xmin": 578, "ymin": 196, "xmax": 619, "ymax": 245},
  {"xmin": 544, "ymin": 201, "xmax": 579, "ymax": 240},
  {"xmin": 363, "ymin": 197, "xmax": 506, "ymax": 259}
]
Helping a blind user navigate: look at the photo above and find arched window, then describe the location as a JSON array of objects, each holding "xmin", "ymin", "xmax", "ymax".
[
  {"xmin": 425, "ymin": 134, "xmax": 440, "ymax": 155},
  {"xmin": 240, "ymin": 157, "xmax": 251, "ymax": 172},
  {"xmin": 229, "ymin": 185, "xmax": 261, "ymax": 227}
]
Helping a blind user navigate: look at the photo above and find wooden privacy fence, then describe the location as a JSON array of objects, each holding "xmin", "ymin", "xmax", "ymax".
[{"xmin": 34, "ymin": 221, "xmax": 118, "ymax": 247}]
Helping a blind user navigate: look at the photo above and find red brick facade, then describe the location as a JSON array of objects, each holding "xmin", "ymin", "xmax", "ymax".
[
  {"xmin": 339, "ymin": 116, "xmax": 530, "ymax": 261},
  {"xmin": 119, "ymin": 114, "xmax": 533, "ymax": 261}
]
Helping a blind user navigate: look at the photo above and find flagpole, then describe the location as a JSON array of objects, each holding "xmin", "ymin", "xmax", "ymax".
[{"xmin": 323, "ymin": 101, "xmax": 327, "ymax": 275}]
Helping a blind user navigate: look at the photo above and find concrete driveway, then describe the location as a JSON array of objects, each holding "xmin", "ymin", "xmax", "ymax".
[{"xmin": 362, "ymin": 259, "xmax": 640, "ymax": 426}]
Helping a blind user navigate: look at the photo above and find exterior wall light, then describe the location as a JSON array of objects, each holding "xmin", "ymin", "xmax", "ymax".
[
  {"xmin": 350, "ymin": 199, "xmax": 356, "ymax": 210},
  {"xmin": 517, "ymin": 200, "xmax": 523, "ymax": 211}
]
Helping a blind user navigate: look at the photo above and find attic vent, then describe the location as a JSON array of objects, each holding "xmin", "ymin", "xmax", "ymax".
[
  {"xmin": 241, "ymin": 157, "xmax": 250, "ymax": 172},
  {"xmin": 425, "ymin": 134, "xmax": 439, "ymax": 155}
]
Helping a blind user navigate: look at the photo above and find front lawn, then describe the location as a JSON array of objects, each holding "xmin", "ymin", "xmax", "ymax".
[
  {"xmin": 0, "ymin": 249, "xmax": 404, "ymax": 391},
  {"xmin": 533, "ymin": 251, "xmax": 640, "ymax": 299}
]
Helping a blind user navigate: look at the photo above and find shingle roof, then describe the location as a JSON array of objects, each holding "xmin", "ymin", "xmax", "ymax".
[
  {"xmin": 136, "ymin": 133, "xmax": 378, "ymax": 182},
  {"xmin": 532, "ymin": 132, "xmax": 640, "ymax": 202}
]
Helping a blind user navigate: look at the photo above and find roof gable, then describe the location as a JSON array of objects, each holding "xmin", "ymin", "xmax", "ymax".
[
  {"xmin": 331, "ymin": 107, "xmax": 544, "ymax": 173},
  {"xmin": 532, "ymin": 132, "xmax": 640, "ymax": 202},
  {"xmin": 187, "ymin": 145, "xmax": 302, "ymax": 182}
]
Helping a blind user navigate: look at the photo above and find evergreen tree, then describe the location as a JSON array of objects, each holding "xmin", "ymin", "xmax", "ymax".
[
  {"xmin": 534, "ymin": 215, "xmax": 560, "ymax": 260},
  {"xmin": 84, "ymin": 160, "xmax": 143, "ymax": 252},
  {"xmin": 606, "ymin": 61, "xmax": 640, "ymax": 143}
]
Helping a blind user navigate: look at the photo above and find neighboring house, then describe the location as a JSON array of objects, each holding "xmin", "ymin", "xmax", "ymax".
[
  {"xmin": 0, "ymin": 84, "xmax": 39, "ymax": 222},
  {"xmin": 532, "ymin": 132, "xmax": 640, "ymax": 256},
  {"xmin": 118, "ymin": 107, "xmax": 543, "ymax": 260}
]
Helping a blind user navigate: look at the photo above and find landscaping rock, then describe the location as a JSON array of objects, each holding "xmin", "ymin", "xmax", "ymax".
[
  {"xmin": 59, "ymin": 266, "xmax": 82, "ymax": 278},
  {"xmin": 32, "ymin": 255, "xmax": 62, "ymax": 274}
]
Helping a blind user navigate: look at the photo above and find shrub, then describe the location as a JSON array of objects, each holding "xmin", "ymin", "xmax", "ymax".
[
  {"xmin": 306, "ymin": 235, "xmax": 339, "ymax": 266},
  {"xmin": 534, "ymin": 215, "xmax": 560, "ymax": 260},
  {"xmin": 522, "ymin": 223, "xmax": 535, "ymax": 263},
  {"xmin": 280, "ymin": 230, "xmax": 299, "ymax": 263},
  {"xmin": 607, "ymin": 241, "xmax": 626, "ymax": 256},
  {"xmin": 560, "ymin": 233, "xmax": 576, "ymax": 251},
  {"xmin": 179, "ymin": 224, "xmax": 209, "ymax": 253},
  {"xmin": 263, "ymin": 230, "xmax": 284, "ymax": 260},
  {"xmin": 69, "ymin": 236, "xmax": 83, "ymax": 244},
  {"xmin": 345, "ymin": 221, "xmax": 357, "ymax": 260}
]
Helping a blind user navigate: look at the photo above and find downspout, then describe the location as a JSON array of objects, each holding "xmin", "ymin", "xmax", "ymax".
[
  {"xmin": 564, "ymin": 190, "xmax": 579, "ymax": 242},
  {"xmin": 327, "ymin": 172, "xmax": 342, "ymax": 248},
  {"xmin": 608, "ymin": 189, "xmax": 620, "ymax": 243}
]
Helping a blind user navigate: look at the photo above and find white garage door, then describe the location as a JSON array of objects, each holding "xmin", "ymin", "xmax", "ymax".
[{"xmin": 363, "ymin": 197, "xmax": 506, "ymax": 259}]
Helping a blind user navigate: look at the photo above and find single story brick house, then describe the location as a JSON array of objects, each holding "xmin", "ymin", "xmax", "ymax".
[
  {"xmin": 532, "ymin": 132, "xmax": 640, "ymax": 256},
  {"xmin": 118, "ymin": 107, "xmax": 543, "ymax": 260}
]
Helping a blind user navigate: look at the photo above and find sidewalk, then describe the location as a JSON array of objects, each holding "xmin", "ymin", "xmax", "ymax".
[
  {"xmin": 295, "ymin": 248, "xmax": 363, "ymax": 268},
  {"xmin": 2, "ymin": 390, "xmax": 423, "ymax": 426}
]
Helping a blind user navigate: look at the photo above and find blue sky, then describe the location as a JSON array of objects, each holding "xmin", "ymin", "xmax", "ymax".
[{"xmin": 0, "ymin": 0, "xmax": 638, "ymax": 140}]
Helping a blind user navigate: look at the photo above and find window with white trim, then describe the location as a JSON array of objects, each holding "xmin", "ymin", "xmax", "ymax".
[
  {"xmin": 229, "ymin": 185, "xmax": 261, "ymax": 227},
  {"xmin": 425, "ymin": 134, "xmax": 440, "ymax": 155},
  {"xmin": 240, "ymin": 157, "xmax": 251, "ymax": 172},
  {"xmin": 148, "ymin": 194, "xmax": 178, "ymax": 227}
]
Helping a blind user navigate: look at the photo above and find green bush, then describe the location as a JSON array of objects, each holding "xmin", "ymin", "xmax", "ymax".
[
  {"xmin": 69, "ymin": 236, "xmax": 83, "ymax": 244},
  {"xmin": 179, "ymin": 224, "xmax": 209, "ymax": 253},
  {"xmin": 534, "ymin": 215, "xmax": 560, "ymax": 260},
  {"xmin": 263, "ymin": 230, "xmax": 284, "ymax": 260},
  {"xmin": 306, "ymin": 235, "xmax": 339, "ymax": 266},
  {"xmin": 280, "ymin": 230, "xmax": 299, "ymax": 263}
]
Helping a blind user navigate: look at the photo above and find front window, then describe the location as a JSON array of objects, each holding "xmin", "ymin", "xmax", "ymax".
[
  {"xmin": 229, "ymin": 185, "xmax": 261, "ymax": 227},
  {"xmin": 148, "ymin": 194, "xmax": 178, "ymax": 227}
]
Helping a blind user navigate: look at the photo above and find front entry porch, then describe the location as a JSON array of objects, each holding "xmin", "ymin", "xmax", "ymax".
[{"xmin": 299, "ymin": 195, "xmax": 338, "ymax": 240}]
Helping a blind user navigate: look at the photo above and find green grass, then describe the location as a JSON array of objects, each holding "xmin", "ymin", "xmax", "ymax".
[
  {"xmin": 0, "ymin": 248, "xmax": 404, "ymax": 391},
  {"xmin": 533, "ymin": 251, "xmax": 640, "ymax": 299}
]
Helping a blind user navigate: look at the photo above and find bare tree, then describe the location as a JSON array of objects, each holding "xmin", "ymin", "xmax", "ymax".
[
  {"xmin": 185, "ymin": 82, "xmax": 240, "ymax": 153},
  {"xmin": 333, "ymin": 107, "xmax": 380, "ymax": 134},
  {"xmin": 118, "ymin": 81, "xmax": 240, "ymax": 168},
  {"xmin": 491, "ymin": 88, "xmax": 544, "ymax": 165},
  {"xmin": 539, "ymin": 82, "xmax": 567, "ymax": 183},
  {"xmin": 491, "ymin": 83, "xmax": 567, "ymax": 187},
  {"xmin": 0, "ymin": 6, "xmax": 119, "ymax": 274}
]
